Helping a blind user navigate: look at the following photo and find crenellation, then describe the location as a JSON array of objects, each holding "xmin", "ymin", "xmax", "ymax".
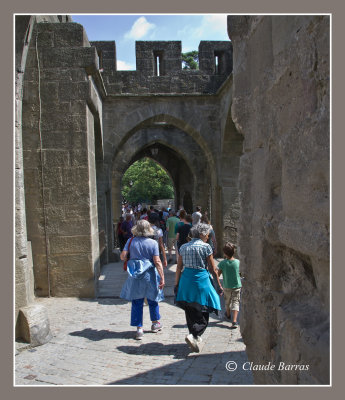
[
  {"xmin": 92, "ymin": 39, "xmax": 232, "ymax": 94},
  {"xmin": 199, "ymin": 41, "xmax": 233, "ymax": 75}
]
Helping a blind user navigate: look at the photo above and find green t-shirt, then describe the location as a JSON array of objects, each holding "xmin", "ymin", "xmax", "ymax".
[
  {"xmin": 166, "ymin": 216, "xmax": 180, "ymax": 238},
  {"xmin": 218, "ymin": 258, "xmax": 241, "ymax": 289}
]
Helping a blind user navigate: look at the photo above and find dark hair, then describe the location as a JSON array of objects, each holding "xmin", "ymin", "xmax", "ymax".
[
  {"xmin": 201, "ymin": 215, "xmax": 210, "ymax": 224},
  {"xmin": 185, "ymin": 214, "xmax": 193, "ymax": 223},
  {"xmin": 179, "ymin": 210, "xmax": 186, "ymax": 219},
  {"xmin": 148, "ymin": 213, "xmax": 159, "ymax": 224},
  {"xmin": 223, "ymin": 242, "xmax": 236, "ymax": 258},
  {"xmin": 142, "ymin": 208, "xmax": 147, "ymax": 213},
  {"xmin": 196, "ymin": 206, "xmax": 201, "ymax": 212}
]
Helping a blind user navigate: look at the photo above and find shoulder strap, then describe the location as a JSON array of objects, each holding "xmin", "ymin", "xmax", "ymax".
[{"xmin": 128, "ymin": 236, "xmax": 134, "ymax": 250}]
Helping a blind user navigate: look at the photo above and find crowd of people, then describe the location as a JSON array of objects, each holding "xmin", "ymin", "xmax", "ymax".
[{"xmin": 117, "ymin": 203, "xmax": 242, "ymax": 353}]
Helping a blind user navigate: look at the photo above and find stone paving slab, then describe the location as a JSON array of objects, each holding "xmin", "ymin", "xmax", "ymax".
[{"xmin": 15, "ymin": 260, "xmax": 253, "ymax": 386}]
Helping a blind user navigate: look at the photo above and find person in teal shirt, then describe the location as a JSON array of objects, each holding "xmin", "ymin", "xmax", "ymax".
[{"xmin": 217, "ymin": 242, "xmax": 242, "ymax": 329}]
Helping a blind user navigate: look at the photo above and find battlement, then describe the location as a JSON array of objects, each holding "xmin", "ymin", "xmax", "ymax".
[{"xmin": 91, "ymin": 40, "xmax": 233, "ymax": 95}]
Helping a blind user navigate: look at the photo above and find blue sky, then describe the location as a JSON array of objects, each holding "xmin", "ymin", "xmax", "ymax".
[{"xmin": 71, "ymin": 14, "xmax": 230, "ymax": 70}]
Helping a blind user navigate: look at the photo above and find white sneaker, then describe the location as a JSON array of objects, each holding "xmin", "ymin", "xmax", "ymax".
[
  {"xmin": 185, "ymin": 334, "xmax": 200, "ymax": 352},
  {"xmin": 195, "ymin": 336, "xmax": 202, "ymax": 344},
  {"xmin": 135, "ymin": 328, "xmax": 144, "ymax": 340}
]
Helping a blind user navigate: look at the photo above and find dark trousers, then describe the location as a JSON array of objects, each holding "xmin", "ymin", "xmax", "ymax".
[
  {"xmin": 118, "ymin": 234, "xmax": 126, "ymax": 251},
  {"xmin": 185, "ymin": 306, "xmax": 209, "ymax": 338}
]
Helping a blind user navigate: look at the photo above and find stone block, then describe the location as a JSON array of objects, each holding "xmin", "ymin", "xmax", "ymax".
[
  {"xmin": 23, "ymin": 81, "xmax": 38, "ymax": 103},
  {"xmin": 52, "ymin": 23, "xmax": 86, "ymax": 48},
  {"xmin": 25, "ymin": 214, "xmax": 46, "ymax": 236},
  {"xmin": 23, "ymin": 168, "xmax": 41, "ymax": 189},
  {"xmin": 22, "ymin": 149, "xmax": 41, "ymax": 169},
  {"xmin": 49, "ymin": 235, "xmax": 92, "ymax": 255},
  {"xmin": 40, "ymin": 82, "xmax": 59, "ymax": 102},
  {"xmin": 35, "ymin": 30, "xmax": 54, "ymax": 48},
  {"xmin": 17, "ymin": 304, "xmax": 52, "ymax": 346},
  {"xmin": 55, "ymin": 218, "xmax": 91, "ymax": 236},
  {"xmin": 58, "ymin": 81, "xmax": 89, "ymax": 102},
  {"xmin": 29, "ymin": 235, "xmax": 47, "ymax": 256},
  {"xmin": 41, "ymin": 112, "xmax": 87, "ymax": 133},
  {"xmin": 15, "ymin": 282, "xmax": 29, "ymax": 314},
  {"xmin": 40, "ymin": 129, "xmax": 86, "ymax": 150},
  {"xmin": 40, "ymin": 47, "xmax": 98, "ymax": 70},
  {"xmin": 40, "ymin": 167, "xmax": 63, "ymax": 189},
  {"xmin": 61, "ymin": 166, "xmax": 89, "ymax": 185},
  {"xmin": 48, "ymin": 253, "xmax": 95, "ymax": 297},
  {"xmin": 42, "ymin": 150, "xmax": 70, "ymax": 168},
  {"xmin": 69, "ymin": 148, "xmax": 89, "ymax": 166},
  {"xmin": 49, "ymin": 187, "xmax": 90, "ymax": 206}
]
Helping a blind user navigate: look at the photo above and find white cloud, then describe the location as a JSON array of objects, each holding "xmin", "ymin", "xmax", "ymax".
[
  {"xmin": 117, "ymin": 60, "xmax": 135, "ymax": 70},
  {"xmin": 203, "ymin": 14, "xmax": 228, "ymax": 32},
  {"xmin": 177, "ymin": 25, "xmax": 203, "ymax": 39},
  {"xmin": 124, "ymin": 17, "xmax": 156, "ymax": 40},
  {"xmin": 177, "ymin": 14, "xmax": 228, "ymax": 40}
]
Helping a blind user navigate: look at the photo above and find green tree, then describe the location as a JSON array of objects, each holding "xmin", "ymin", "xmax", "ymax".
[
  {"xmin": 182, "ymin": 50, "xmax": 199, "ymax": 70},
  {"xmin": 122, "ymin": 158, "xmax": 174, "ymax": 204}
]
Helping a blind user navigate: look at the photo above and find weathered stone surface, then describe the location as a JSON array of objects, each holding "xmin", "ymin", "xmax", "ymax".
[
  {"xmin": 92, "ymin": 40, "xmax": 232, "ymax": 95},
  {"xmin": 48, "ymin": 254, "xmax": 95, "ymax": 297},
  {"xmin": 228, "ymin": 15, "xmax": 330, "ymax": 385},
  {"xmin": 17, "ymin": 305, "xmax": 52, "ymax": 346}
]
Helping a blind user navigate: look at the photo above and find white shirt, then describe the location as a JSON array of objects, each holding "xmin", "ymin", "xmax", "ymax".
[
  {"xmin": 151, "ymin": 225, "xmax": 163, "ymax": 244},
  {"xmin": 192, "ymin": 211, "xmax": 202, "ymax": 225}
]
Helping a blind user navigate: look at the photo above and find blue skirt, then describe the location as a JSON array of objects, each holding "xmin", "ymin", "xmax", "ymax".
[
  {"xmin": 120, "ymin": 259, "xmax": 164, "ymax": 302},
  {"xmin": 175, "ymin": 267, "xmax": 221, "ymax": 314}
]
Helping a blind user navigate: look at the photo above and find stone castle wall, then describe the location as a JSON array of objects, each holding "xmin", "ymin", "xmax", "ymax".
[
  {"xmin": 228, "ymin": 15, "xmax": 330, "ymax": 384},
  {"xmin": 21, "ymin": 21, "xmax": 104, "ymax": 297},
  {"xmin": 91, "ymin": 40, "xmax": 232, "ymax": 95}
]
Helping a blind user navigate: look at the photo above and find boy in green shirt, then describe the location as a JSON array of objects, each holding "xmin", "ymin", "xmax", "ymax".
[{"xmin": 217, "ymin": 242, "xmax": 242, "ymax": 329}]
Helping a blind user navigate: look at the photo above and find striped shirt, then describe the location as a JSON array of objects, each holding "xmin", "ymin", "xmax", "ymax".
[{"xmin": 179, "ymin": 238, "xmax": 213, "ymax": 270}]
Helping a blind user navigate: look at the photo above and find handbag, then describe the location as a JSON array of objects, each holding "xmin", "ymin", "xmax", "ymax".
[{"xmin": 123, "ymin": 237, "xmax": 134, "ymax": 271}]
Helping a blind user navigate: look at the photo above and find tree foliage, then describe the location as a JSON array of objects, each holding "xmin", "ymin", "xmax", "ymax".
[
  {"xmin": 182, "ymin": 51, "xmax": 199, "ymax": 70},
  {"xmin": 122, "ymin": 158, "xmax": 174, "ymax": 204}
]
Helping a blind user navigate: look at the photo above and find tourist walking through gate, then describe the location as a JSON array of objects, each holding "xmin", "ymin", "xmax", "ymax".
[
  {"xmin": 201, "ymin": 215, "xmax": 217, "ymax": 256},
  {"xmin": 192, "ymin": 206, "xmax": 202, "ymax": 225},
  {"xmin": 121, "ymin": 214, "xmax": 134, "ymax": 242},
  {"xmin": 217, "ymin": 242, "xmax": 242, "ymax": 329},
  {"xmin": 174, "ymin": 223, "xmax": 223, "ymax": 352},
  {"xmin": 116, "ymin": 216, "xmax": 126, "ymax": 251},
  {"xmin": 120, "ymin": 220, "xmax": 165, "ymax": 340},
  {"xmin": 166, "ymin": 210, "xmax": 180, "ymax": 264},
  {"xmin": 149, "ymin": 213, "xmax": 168, "ymax": 268},
  {"xmin": 176, "ymin": 214, "xmax": 193, "ymax": 253}
]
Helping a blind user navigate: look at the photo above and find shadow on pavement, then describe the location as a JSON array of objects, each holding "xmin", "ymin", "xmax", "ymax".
[
  {"xmin": 107, "ymin": 351, "xmax": 253, "ymax": 385},
  {"xmin": 78, "ymin": 297, "xmax": 129, "ymax": 306},
  {"xmin": 117, "ymin": 342, "xmax": 191, "ymax": 359},
  {"xmin": 171, "ymin": 321, "xmax": 234, "ymax": 330},
  {"xmin": 69, "ymin": 328, "xmax": 136, "ymax": 340}
]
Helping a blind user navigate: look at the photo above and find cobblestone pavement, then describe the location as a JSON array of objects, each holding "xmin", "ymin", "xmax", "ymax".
[{"xmin": 15, "ymin": 258, "xmax": 253, "ymax": 386}]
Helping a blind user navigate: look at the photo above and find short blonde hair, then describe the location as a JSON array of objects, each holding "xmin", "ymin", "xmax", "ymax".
[{"xmin": 131, "ymin": 219, "xmax": 154, "ymax": 237}]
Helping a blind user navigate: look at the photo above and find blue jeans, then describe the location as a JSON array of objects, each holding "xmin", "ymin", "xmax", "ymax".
[{"xmin": 131, "ymin": 298, "xmax": 160, "ymax": 327}]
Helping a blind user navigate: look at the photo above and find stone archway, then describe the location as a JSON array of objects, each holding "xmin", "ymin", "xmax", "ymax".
[{"xmin": 110, "ymin": 121, "xmax": 211, "ymax": 230}]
